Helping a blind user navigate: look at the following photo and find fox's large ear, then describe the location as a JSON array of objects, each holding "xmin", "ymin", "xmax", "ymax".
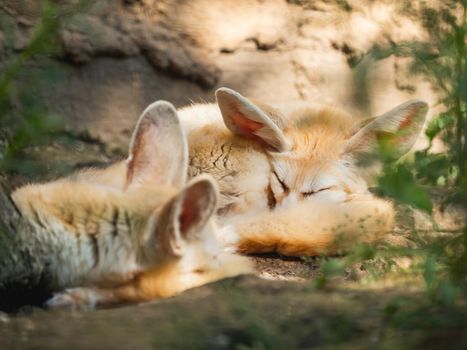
[
  {"xmin": 157, "ymin": 175, "xmax": 218, "ymax": 257},
  {"xmin": 216, "ymin": 87, "xmax": 291, "ymax": 152},
  {"xmin": 126, "ymin": 101, "xmax": 188, "ymax": 190},
  {"xmin": 345, "ymin": 100, "xmax": 428, "ymax": 161}
]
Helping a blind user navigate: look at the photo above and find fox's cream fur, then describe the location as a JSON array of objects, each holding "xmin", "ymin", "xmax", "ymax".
[
  {"xmin": 183, "ymin": 89, "xmax": 427, "ymax": 256},
  {"xmin": 73, "ymin": 88, "xmax": 427, "ymax": 257},
  {"xmin": 185, "ymin": 89, "xmax": 427, "ymax": 217},
  {"xmin": 11, "ymin": 101, "xmax": 252, "ymax": 309}
]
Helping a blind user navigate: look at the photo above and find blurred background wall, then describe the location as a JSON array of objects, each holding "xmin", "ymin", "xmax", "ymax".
[{"xmin": 0, "ymin": 0, "xmax": 439, "ymax": 150}]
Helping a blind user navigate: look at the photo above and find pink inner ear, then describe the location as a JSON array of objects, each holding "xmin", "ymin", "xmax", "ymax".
[
  {"xmin": 126, "ymin": 126, "xmax": 147, "ymax": 187},
  {"xmin": 231, "ymin": 113, "xmax": 263, "ymax": 137},
  {"xmin": 231, "ymin": 112, "xmax": 277, "ymax": 149},
  {"xmin": 179, "ymin": 199, "xmax": 199, "ymax": 236},
  {"xmin": 378, "ymin": 115, "xmax": 416, "ymax": 147},
  {"xmin": 399, "ymin": 116, "xmax": 413, "ymax": 130}
]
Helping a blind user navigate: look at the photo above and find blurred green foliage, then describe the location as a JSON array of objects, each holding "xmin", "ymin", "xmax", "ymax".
[
  {"xmin": 380, "ymin": 0, "xmax": 467, "ymax": 296},
  {"xmin": 316, "ymin": 1, "xmax": 467, "ymax": 338},
  {"xmin": 375, "ymin": 1, "xmax": 467, "ymax": 190},
  {"xmin": 377, "ymin": 164, "xmax": 433, "ymax": 213},
  {"xmin": 0, "ymin": 0, "xmax": 93, "ymax": 176}
]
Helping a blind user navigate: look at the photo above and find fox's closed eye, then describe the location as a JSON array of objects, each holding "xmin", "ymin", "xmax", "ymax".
[{"xmin": 302, "ymin": 187, "xmax": 332, "ymax": 197}]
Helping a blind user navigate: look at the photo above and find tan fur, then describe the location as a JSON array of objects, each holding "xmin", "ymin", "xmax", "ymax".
[
  {"xmin": 182, "ymin": 101, "xmax": 373, "ymax": 218},
  {"xmin": 11, "ymin": 101, "xmax": 253, "ymax": 309},
  {"xmin": 231, "ymin": 194, "xmax": 395, "ymax": 256},
  {"xmin": 58, "ymin": 90, "xmax": 427, "ymax": 259},
  {"xmin": 70, "ymin": 161, "xmax": 127, "ymax": 188},
  {"xmin": 12, "ymin": 181, "xmax": 178, "ymax": 288},
  {"xmin": 186, "ymin": 122, "xmax": 271, "ymax": 215},
  {"xmin": 10, "ymin": 91, "xmax": 427, "ymax": 310},
  {"xmin": 185, "ymin": 90, "xmax": 426, "ymax": 256}
]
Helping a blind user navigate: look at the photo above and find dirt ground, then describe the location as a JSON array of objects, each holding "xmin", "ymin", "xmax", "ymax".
[{"xmin": 1, "ymin": 276, "xmax": 466, "ymax": 350}]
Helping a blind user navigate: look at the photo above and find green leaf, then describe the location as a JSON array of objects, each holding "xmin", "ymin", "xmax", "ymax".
[
  {"xmin": 377, "ymin": 164, "xmax": 433, "ymax": 213},
  {"xmin": 425, "ymin": 112, "xmax": 456, "ymax": 142},
  {"xmin": 423, "ymin": 255, "xmax": 437, "ymax": 293}
]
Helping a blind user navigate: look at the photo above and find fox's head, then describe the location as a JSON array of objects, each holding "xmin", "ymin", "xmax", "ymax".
[
  {"xmin": 216, "ymin": 88, "xmax": 428, "ymax": 210},
  {"xmin": 123, "ymin": 101, "xmax": 251, "ymax": 296}
]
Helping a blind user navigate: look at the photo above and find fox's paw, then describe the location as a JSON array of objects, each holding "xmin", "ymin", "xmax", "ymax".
[{"xmin": 46, "ymin": 287, "xmax": 100, "ymax": 310}]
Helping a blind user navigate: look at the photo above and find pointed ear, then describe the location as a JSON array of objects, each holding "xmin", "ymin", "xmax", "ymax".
[
  {"xmin": 126, "ymin": 101, "xmax": 188, "ymax": 190},
  {"xmin": 215, "ymin": 87, "xmax": 291, "ymax": 152},
  {"xmin": 345, "ymin": 100, "xmax": 428, "ymax": 160},
  {"xmin": 158, "ymin": 175, "xmax": 218, "ymax": 257}
]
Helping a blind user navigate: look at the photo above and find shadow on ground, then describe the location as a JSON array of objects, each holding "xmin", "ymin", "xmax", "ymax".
[{"xmin": 1, "ymin": 275, "xmax": 466, "ymax": 350}]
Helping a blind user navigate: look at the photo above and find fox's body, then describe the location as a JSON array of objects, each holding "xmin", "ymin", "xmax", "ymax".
[
  {"xmin": 184, "ymin": 90, "xmax": 426, "ymax": 256},
  {"xmin": 74, "ymin": 89, "xmax": 426, "ymax": 257},
  {"xmin": 230, "ymin": 192, "xmax": 395, "ymax": 255},
  {"xmin": 12, "ymin": 181, "xmax": 174, "ymax": 289},
  {"xmin": 71, "ymin": 106, "xmax": 272, "ymax": 216},
  {"xmin": 183, "ymin": 102, "xmax": 368, "ymax": 217},
  {"xmin": 11, "ymin": 101, "xmax": 252, "ymax": 308},
  {"xmin": 10, "ymin": 89, "xmax": 427, "ymax": 308},
  {"xmin": 85, "ymin": 103, "xmax": 371, "ymax": 217},
  {"xmin": 182, "ymin": 104, "xmax": 271, "ymax": 216}
]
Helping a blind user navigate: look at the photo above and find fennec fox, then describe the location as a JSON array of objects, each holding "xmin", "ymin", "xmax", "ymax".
[
  {"xmin": 11, "ymin": 101, "xmax": 252, "ymax": 309},
  {"xmin": 188, "ymin": 88, "xmax": 428, "ymax": 255},
  {"xmin": 73, "ymin": 88, "xmax": 428, "ymax": 256}
]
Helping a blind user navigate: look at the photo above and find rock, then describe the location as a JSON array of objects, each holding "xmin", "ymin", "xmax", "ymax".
[
  {"xmin": 59, "ymin": 11, "xmax": 220, "ymax": 88},
  {"xmin": 36, "ymin": 56, "xmax": 212, "ymax": 150},
  {"xmin": 60, "ymin": 15, "xmax": 140, "ymax": 64},
  {"xmin": 0, "ymin": 0, "xmax": 443, "ymax": 154},
  {"xmin": 123, "ymin": 20, "xmax": 220, "ymax": 87}
]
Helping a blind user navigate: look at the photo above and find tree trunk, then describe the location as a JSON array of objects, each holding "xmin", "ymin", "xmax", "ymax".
[{"xmin": 0, "ymin": 176, "xmax": 51, "ymax": 310}]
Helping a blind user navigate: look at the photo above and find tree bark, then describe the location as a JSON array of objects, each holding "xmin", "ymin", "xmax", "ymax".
[{"xmin": 0, "ymin": 176, "xmax": 52, "ymax": 310}]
